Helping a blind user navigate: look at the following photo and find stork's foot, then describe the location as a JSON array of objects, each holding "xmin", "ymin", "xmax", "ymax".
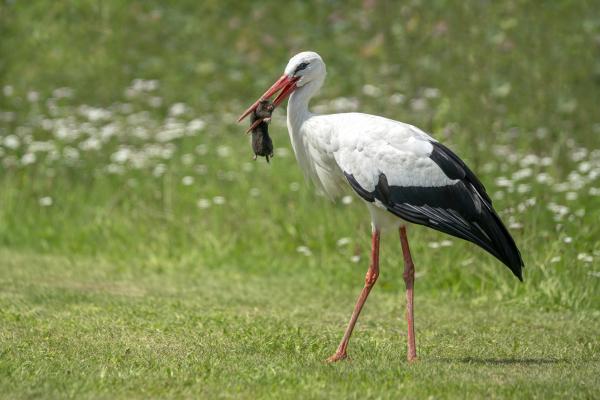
[
  {"xmin": 407, "ymin": 355, "xmax": 418, "ymax": 363},
  {"xmin": 326, "ymin": 352, "xmax": 348, "ymax": 363}
]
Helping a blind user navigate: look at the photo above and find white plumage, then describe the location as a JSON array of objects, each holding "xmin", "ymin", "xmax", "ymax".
[
  {"xmin": 308, "ymin": 114, "xmax": 456, "ymax": 193},
  {"xmin": 290, "ymin": 111, "xmax": 459, "ymax": 229},
  {"xmin": 282, "ymin": 54, "xmax": 456, "ymax": 205}
]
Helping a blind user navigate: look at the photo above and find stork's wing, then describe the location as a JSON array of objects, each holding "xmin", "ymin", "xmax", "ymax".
[{"xmin": 335, "ymin": 133, "xmax": 523, "ymax": 280}]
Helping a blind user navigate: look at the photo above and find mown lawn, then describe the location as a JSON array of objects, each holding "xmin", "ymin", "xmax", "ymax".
[
  {"xmin": 1, "ymin": 250, "xmax": 598, "ymax": 399},
  {"xmin": 1, "ymin": 1, "xmax": 599, "ymax": 398}
]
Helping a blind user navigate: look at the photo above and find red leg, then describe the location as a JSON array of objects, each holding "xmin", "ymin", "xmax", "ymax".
[
  {"xmin": 399, "ymin": 226, "xmax": 417, "ymax": 362},
  {"xmin": 327, "ymin": 229, "xmax": 380, "ymax": 362}
]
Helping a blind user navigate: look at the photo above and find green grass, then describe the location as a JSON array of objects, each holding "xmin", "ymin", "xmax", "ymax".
[
  {"xmin": 1, "ymin": 0, "xmax": 599, "ymax": 398},
  {"xmin": 1, "ymin": 250, "xmax": 599, "ymax": 399}
]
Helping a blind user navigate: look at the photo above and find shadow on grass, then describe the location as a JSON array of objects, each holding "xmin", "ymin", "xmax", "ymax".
[{"xmin": 434, "ymin": 357, "xmax": 566, "ymax": 365}]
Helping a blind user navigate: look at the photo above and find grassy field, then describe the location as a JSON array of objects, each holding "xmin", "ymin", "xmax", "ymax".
[
  {"xmin": 1, "ymin": 249, "xmax": 598, "ymax": 399},
  {"xmin": 1, "ymin": 1, "xmax": 599, "ymax": 398}
]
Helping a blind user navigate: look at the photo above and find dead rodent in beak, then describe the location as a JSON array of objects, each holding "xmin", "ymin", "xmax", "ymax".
[{"xmin": 248, "ymin": 100, "xmax": 275, "ymax": 163}]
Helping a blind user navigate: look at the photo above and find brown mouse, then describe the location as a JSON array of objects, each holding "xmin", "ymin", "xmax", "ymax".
[{"xmin": 247, "ymin": 100, "xmax": 275, "ymax": 162}]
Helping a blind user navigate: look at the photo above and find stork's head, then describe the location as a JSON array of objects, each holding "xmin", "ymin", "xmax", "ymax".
[
  {"xmin": 238, "ymin": 51, "xmax": 326, "ymax": 122},
  {"xmin": 283, "ymin": 51, "xmax": 326, "ymax": 88}
]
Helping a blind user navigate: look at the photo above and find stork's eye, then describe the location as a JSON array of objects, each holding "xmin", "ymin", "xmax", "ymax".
[{"xmin": 294, "ymin": 62, "xmax": 309, "ymax": 74}]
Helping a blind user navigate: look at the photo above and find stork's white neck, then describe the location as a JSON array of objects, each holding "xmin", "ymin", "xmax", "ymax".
[
  {"xmin": 285, "ymin": 75, "xmax": 340, "ymax": 198},
  {"xmin": 286, "ymin": 77, "xmax": 324, "ymax": 133}
]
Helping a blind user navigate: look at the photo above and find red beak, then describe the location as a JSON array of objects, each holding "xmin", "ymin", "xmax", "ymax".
[{"xmin": 237, "ymin": 75, "xmax": 299, "ymax": 123}]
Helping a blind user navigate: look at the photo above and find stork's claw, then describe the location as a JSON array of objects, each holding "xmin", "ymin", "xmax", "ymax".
[{"xmin": 325, "ymin": 352, "xmax": 348, "ymax": 363}]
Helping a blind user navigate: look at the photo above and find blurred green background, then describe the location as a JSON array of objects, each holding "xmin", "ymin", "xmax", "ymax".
[{"xmin": 0, "ymin": 1, "xmax": 599, "ymax": 398}]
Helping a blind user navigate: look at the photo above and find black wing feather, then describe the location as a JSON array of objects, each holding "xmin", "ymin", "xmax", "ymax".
[
  {"xmin": 344, "ymin": 142, "xmax": 524, "ymax": 280},
  {"xmin": 429, "ymin": 141, "xmax": 492, "ymax": 204}
]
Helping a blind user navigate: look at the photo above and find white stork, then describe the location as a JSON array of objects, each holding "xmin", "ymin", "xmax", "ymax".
[{"xmin": 239, "ymin": 51, "xmax": 523, "ymax": 363}]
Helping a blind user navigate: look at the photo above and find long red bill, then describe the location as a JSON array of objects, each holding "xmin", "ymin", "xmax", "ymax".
[
  {"xmin": 237, "ymin": 75, "xmax": 299, "ymax": 123},
  {"xmin": 272, "ymin": 80, "xmax": 297, "ymax": 108}
]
